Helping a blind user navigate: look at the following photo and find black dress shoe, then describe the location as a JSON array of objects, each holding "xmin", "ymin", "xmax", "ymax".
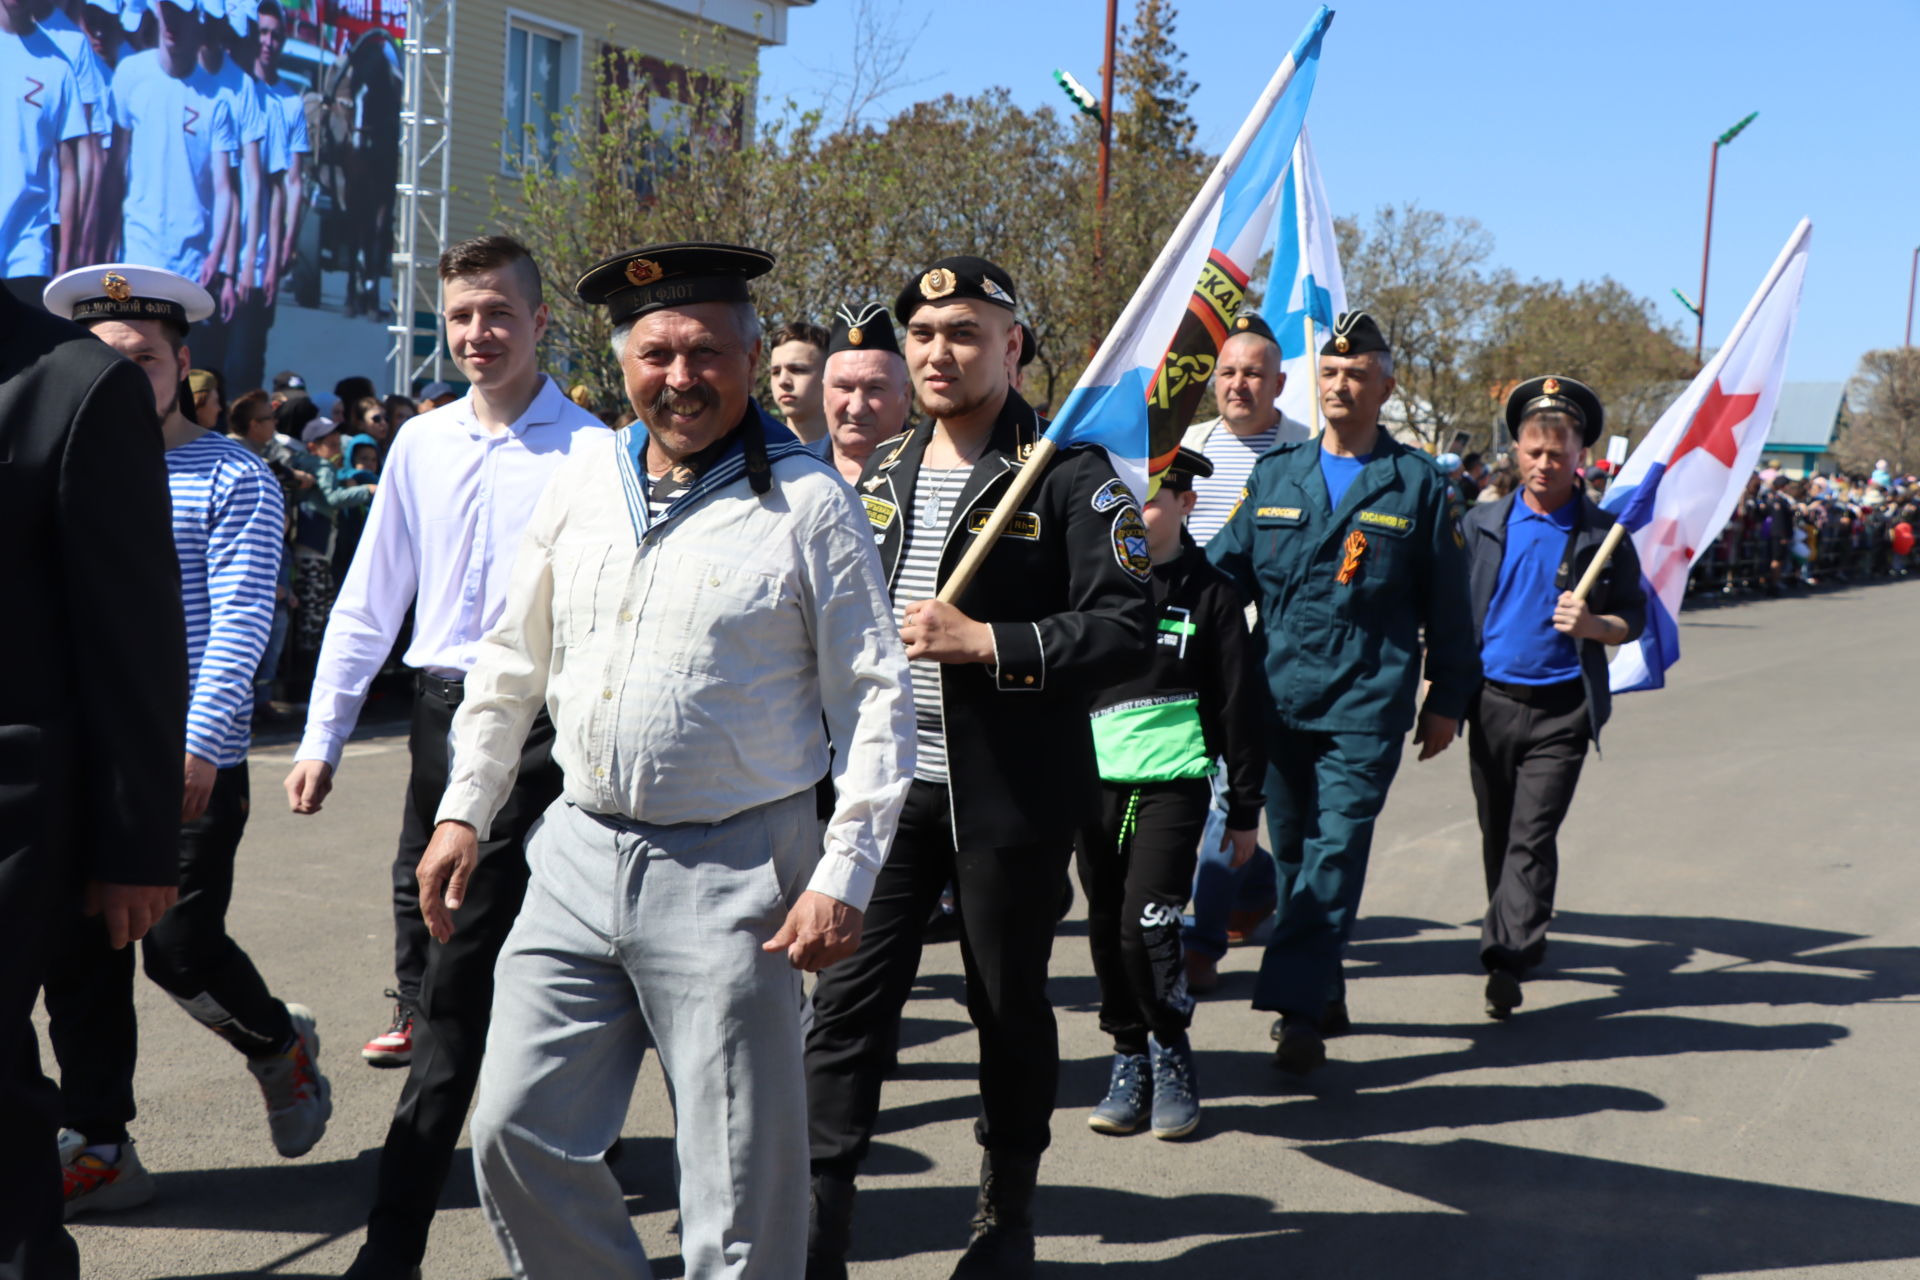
[
  {"xmin": 1320, "ymin": 999, "xmax": 1352, "ymax": 1038},
  {"xmin": 1270, "ymin": 1017, "xmax": 1326, "ymax": 1075},
  {"xmin": 1484, "ymin": 969, "xmax": 1523, "ymax": 1020}
]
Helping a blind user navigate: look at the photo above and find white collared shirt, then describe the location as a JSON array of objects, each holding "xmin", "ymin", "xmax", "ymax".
[
  {"xmin": 434, "ymin": 431, "xmax": 914, "ymax": 911},
  {"xmin": 295, "ymin": 377, "xmax": 607, "ymax": 768}
]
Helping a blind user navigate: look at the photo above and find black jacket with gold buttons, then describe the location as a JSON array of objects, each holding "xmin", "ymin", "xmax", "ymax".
[{"xmin": 854, "ymin": 388, "xmax": 1153, "ymax": 848}]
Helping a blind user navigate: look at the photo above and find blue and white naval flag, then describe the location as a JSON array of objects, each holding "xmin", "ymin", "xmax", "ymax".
[
  {"xmin": 1601, "ymin": 217, "xmax": 1812, "ymax": 693},
  {"xmin": 1043, "ymin": 5, "xmax": 1334, "ymax": 500},
  {"xmin": 1263, "ymin": 126, "xmax": 1346, "ymax": 430}
]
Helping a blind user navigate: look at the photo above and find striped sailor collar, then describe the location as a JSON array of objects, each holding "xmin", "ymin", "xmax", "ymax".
[{"xmin": 613, "ymin": 399, "xmax": 813, "ymax": 542}]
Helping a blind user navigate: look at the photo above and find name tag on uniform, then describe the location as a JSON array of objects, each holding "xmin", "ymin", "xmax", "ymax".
[
  {"xmin": 863, "ymin": 495, "xmax": 898, "ymax": 529},
  {"xmin": 1255, "ymin": 506, "xmax": 1305, "ymax": 524},
  {"xmin": 967, "ymin": 508, "xmax": 1041, "ymax": 540},
  {"xmin": 1356, "ymin": 510, "xmax": 1412, "ymax": 534}
]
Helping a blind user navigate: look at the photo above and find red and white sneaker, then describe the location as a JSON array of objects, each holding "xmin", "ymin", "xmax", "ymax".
[
  {"xmin": 63, "ymin": 1142, "xmax": 155, "ymax": 1219},
  {"xmin": 361, "ymin": 990, "xmax": 416, "ymax": 1068}
]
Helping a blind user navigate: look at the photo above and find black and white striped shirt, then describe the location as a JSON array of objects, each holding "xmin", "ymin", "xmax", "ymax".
[{"xmin": 894, "ymin": 463, "xmax": 973, "ymax": 784}]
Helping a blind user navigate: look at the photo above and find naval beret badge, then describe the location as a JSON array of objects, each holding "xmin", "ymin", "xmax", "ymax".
[
  {"xmin": 847, "ymin": 326, "xmax": 864, "ymax": 345},
  {"xmin": 1236, "ymin": 316, "xmax": 1251, "ymax": 330},
  {"xmin": 102, "ymin": 272, "xmax": 131, "ymax": 302},
  {"xmin": 1335, "ymin": 334, "xmax": 1350, "ymax": 353},
  {"xmin": 624, "ymin": 257, "xmax": 664, "ymax": 288},
  {"xmin": 921, "ymin": 268, "xmax": 957, "ymax": 300}
]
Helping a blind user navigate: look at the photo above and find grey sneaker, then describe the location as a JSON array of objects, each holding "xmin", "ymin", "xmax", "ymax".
[
  {"xmin": 1087, "ymin": 1052, "xmax": 1150, "ymax": 1135},
  {"xmin": 63, "ymin": 1141, "xmax": 155, "ymax": 1219},
  {"xmin": 56, "ymin": 1127, "xmax": 86, "ymax": 1165},
  {"xmin": 1148, "ymin": 1035, "xmax": 1200, "ymax": 1140},
  {"xmin": 247, "ymin": 1002, "xmax": 331, "ymax": 1157}
]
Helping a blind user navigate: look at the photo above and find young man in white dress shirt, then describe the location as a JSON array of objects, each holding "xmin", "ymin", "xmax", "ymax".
[
  {"xmin": 413, "ymin": 241, "xmax": 913, "ymax": 1280},
  {"xmin": 282, "ymin": 235, "xmax": 605, "ymax": 1280}
]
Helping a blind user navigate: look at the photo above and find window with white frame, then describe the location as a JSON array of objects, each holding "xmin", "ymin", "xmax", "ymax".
[{"xmin": 503, "ymin": 16, "xmax": 580, "ymax": 173}]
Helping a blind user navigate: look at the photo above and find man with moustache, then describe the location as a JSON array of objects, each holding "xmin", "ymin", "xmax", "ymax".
[
  {"xmin": 1207, "ymin": 311, "xmax": 1477, "ymax": 1076},
  {"xmin": 820, "ymin": 301, "xmax": 911, "ymax": 485},
  {"xmin": 804, "ymin": 255, "xmax": 1152, "ymax": 1279},
  {"xmin": 417, "ymin": 241, "xmax": 911, "ymax": 1278},
  {"xmin": 283, "ymin": 235, "xmax": 605, "ymax": 1280},
  {"xmin": 1178, "ymin": 308, "xmax": 1309, "ymax": 992},
  {"xmin": 1462, "ymin": 377, "xmax": 1643, "ymax": 1019}
]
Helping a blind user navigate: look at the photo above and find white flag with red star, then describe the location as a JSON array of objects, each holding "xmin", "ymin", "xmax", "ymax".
[{"xmin": 1599, "ymin": 218, "xmax": 1811, "ymax": 692}]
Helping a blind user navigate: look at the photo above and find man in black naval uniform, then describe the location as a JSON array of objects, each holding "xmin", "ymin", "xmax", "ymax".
[
  {"xmin": 1463, "ymin": 375, "xmax": 1644, "ymax": 1019},
  {"xmin": 804, "ymin": 255, "xmax": 1152, "ymax": 1279},
  {"xmin": 1207, "ymin": 311, "xmax": 1479, "ymax": 1076},
  {"xmin": 0, "ymin": 287, "xmax": 186, "ymax": 1280}
]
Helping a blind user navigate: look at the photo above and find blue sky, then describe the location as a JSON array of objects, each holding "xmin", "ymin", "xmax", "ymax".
[{"xmin": 759, "ymin": 0, "xmax": 1918, "ymax": 387}]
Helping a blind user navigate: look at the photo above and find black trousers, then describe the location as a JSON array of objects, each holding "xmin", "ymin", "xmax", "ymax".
[
  {"xmin": 360, "ymin": 679, "xmax": 561, "ymax": 1267},
  {"xmin": 45, "ymin": 763, "xmax": 295, "ymax": 1145},
  {"xmin": 1075, "ymin": 778, "xmax": 1210, "ymax": 1055},
  {"xmin": 389, "ymin": 674, "xmax": 461, "ymax": 1007},
  {"xmin": 0, "ymin": 770, "xmax": 83, "ymax": 1280},
  {"xmin": 806, "ymin": 778, "xmax": 1072, "ymax": 1176},
  {"xmin": 1467, "ymin": 680, "xmax": 1590, "ymax": 976}
]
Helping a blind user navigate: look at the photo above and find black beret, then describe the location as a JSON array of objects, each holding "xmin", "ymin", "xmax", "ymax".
[
  {"xmin": 827, "ymin": 302, "xmax": 901, "ymax": 358},
  {"xmin": 894, "ymin": 255, "xmax": 1019, "ymax": 326},
  {"xmin": 576, "ymin": 242, "xmax": 774, "ymax": 328},
  {"xmin": 1226, "ymin": 308, "xmax": 1278, "ymax": 346},
  {"xmin": 1158, "ymin": 445, "xmax": 1215, "ymax": 492},
  {"xmin": 1505, "ymin": 374, "xmax": 1604, "ymax": 448},
  {"xmin": 1321, "ymin": 310, "xmax": 1389, "ymax": 358},
  {"xmin": 1018, "ymin": 322, "xmax": 1037, "ymax": 368}
]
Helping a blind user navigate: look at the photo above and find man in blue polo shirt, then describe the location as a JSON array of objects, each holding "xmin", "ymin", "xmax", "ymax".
[{"xmin": 1461, "ymin": 376, "xmax": 1645, "ymax": 1019}]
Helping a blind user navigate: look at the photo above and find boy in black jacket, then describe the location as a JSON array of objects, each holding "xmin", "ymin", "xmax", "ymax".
[{"xmin": 1076, "ymin": 447, "xmax": 1266, "ymax": 1140}]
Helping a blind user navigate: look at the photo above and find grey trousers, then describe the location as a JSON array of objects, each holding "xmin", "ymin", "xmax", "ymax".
[{"xmin": 471, "ymin": 792, "xmax": 817, "ymax": 1279}]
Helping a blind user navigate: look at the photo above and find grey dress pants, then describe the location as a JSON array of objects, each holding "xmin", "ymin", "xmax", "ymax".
[{"xmin": 471, "ymin": 791, "xmax": 818, "ymax": 1279}]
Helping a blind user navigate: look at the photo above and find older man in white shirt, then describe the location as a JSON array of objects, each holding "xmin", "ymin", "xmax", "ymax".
[{"xmin": 415, "ymin": 241, "xmax": 913, "ymax": 1280}]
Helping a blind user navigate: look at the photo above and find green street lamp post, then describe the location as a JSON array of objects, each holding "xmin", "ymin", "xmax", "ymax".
[{"xmin": 1695, "ymin": 110, "xmax": 1758, "ymax": 363}]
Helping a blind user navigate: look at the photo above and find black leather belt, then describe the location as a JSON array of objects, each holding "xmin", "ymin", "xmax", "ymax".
[
  {"xmin": 1483, "ymin": 676, "xmax": 1583, "ymax": 706},
  {"xmin": 416, "ymin": 671, "xmax": 466, "ymax": 706}
]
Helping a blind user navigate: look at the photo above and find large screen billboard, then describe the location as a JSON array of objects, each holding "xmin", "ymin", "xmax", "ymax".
[{"xmin": 3, "ymin": 0, "xmax": 406, "ymax": 398}]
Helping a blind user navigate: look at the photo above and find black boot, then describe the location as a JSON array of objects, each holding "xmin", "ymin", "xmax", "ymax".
[
  {"xmin": 806, "ymin": 1171, "xmax": 857, "ymax": 1280},
  {"xmin": 950, "ymin": 1151, "xmax": 1039, "ymax": 1278}
]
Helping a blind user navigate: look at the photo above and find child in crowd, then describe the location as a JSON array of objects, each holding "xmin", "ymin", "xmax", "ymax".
[{"xmin": 1075, "ymin": 447, "xmax": 1267, "ymax": 1141}]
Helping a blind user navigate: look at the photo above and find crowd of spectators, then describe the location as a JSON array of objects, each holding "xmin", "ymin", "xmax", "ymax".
[{"xmin": 186, "ymin": 365, "xmax": 461, "ymax": 723}]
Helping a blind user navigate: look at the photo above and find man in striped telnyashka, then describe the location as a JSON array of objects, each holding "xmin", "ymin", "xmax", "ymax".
[{"xmin": 39, "ymin": 264, "xmax": 332, "ymax": 1221}]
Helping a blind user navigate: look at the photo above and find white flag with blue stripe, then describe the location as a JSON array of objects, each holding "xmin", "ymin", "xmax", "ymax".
[
  {"xmin": 1043, "ymin": 6, "xmax": 1334, "ymax": 499},
  {"xmin": 1264, "ymin": 126, "xmax": 1347, "ymax": 429},
  {"xmin": 1601, "ymin": 218, "xmax": 1811, "ymax": 692}
]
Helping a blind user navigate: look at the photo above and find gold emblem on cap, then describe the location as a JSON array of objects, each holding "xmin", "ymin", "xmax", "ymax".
[
  {"xmin": 1236, "ymin": 316, "xmax": 1251, "ymax": 330},
  {"xmin": 102, "ymin": 272, "xmax": 131, "ymax": 302},
  {"xmin": 921, "ymin": 268, "xmax": 957, "ymax": 300},
  {"xmin": 1334, "ymin": 335, "xmax": 1350, "ymax": 353},
  {"xmin": 624, "ymin": 257, "xmax": 663, "ymax": 288},
  {"xmin": 1542, "ymin": 377, "xmax": 1561, "ymax": 395},
  {"xmin": 847, "ymin": 326, "xmax": 864, "ymax": 345}
]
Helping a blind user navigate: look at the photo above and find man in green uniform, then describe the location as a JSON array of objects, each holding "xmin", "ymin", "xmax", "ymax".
[{"xmin": 1206, "ymin": 310, "xmax": 1478, "ymax": 1075}]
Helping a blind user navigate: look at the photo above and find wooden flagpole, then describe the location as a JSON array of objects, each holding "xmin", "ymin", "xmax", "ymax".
[
  {"xmin": 1570, "ymin": 522, "xmax": 1627, "ymax": 603},
  {"xmin": 937, "ymin": 437, "xmax": 1058, "ymax": 604}
]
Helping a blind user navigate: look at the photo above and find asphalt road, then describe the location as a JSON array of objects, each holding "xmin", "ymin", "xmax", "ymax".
[{"xmin": 50, "ymin": 576, "xmax": 1920, "ymax": 1279}]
